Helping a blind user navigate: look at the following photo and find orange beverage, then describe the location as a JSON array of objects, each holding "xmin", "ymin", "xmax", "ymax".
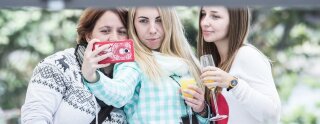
[
  {"xmin": 203, "ymin": 80, "xmax": 215, "ymax": 90},
  {"xmin": 203, "ymin": 80, "xmax": 214, "ymax": 84},
  {"xmin": 180, "ymin": 77, "xmax": 196, "ymax": 98}
]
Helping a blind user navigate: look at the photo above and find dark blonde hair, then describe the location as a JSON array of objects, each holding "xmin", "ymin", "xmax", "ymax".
[
  {"xmin": 76, "ymin": 8, "xmax": 128, "ymax": 44},
  {"xmin": 197, "ymin": 7, "xmax": 250, "ymax": 101}
]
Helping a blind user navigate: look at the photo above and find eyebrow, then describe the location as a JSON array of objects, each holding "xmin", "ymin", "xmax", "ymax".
[
  {"xmin": 98, "ymin": 26, "xmax": 126, "ymax": 30},
  {"xmin": 138, "ymin": 16, "xmax": 148, "ymax": 19},
  {"xmin": 138, "ymin": 16, "xmax": 161, "ymax": 19},
  {"xmin": 210, "ymin": 11, "xmax": 218, "ymax": 13},
  {"xmin": 98, "ymin": 26, "xmax": 111, "ymax": 30},
  {"xmin": 201, "ymin": 10, "xmax": 218, "ymax": 13}
]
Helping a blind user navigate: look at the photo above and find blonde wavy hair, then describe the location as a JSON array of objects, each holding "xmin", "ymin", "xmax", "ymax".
[{"xmin": 128, "ymin": 7, "xmax": 202, "ymax": 85}]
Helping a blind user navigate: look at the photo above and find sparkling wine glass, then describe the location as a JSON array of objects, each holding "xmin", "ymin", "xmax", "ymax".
[{"xmin": 200, "ymin": 54, "xmax": 227, "ymax": 121}]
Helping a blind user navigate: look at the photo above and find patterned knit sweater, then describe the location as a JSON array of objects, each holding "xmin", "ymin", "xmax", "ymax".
[{"xmin": 21, "ymin": 48, "xmax": 126, "ymax": 124}]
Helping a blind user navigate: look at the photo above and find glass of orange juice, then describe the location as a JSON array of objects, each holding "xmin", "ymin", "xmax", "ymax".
[{"xmin": 180, "ymin": 77, "xmax": 196, "ymax": 98}]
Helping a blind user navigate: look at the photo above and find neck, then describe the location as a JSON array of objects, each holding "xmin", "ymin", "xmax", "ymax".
[
  {"xmin": 103, "ymin": 65, "xmax": 114, "ymax": 76},
  {"xmin": 214, "ymin": 38, "xmax": 229, "ymax": 64},
  {"xmin": 153, "ymin": 48, "xmax": 160, "ymax": 52}
]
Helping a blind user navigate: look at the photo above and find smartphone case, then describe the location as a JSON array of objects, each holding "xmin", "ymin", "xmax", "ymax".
[{"xmin": 93, "ymin": 39, "xmax": 135, "ymax": 64}]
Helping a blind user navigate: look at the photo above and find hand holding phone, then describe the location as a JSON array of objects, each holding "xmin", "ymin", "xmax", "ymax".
[{"xmin": 93, "ymin": 39, "xmax": 135, "ymax": 64}]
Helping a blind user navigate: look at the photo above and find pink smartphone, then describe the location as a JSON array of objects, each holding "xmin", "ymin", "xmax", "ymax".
[{"xmin": 93, "ymin": 39, "xmax": 135, "ymax": 64}]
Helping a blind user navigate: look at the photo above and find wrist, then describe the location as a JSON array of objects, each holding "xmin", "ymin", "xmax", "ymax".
[
  {"xmin": 82, "ymin": 71, "xmax": 100, "ymax": 83},
  {"xmin": 227, "ymin": 76, "xmax": 238, "ymax": 91},
  {"xmin": 196, "ymin": 102, "xmax": 208, "ymax": 117}
]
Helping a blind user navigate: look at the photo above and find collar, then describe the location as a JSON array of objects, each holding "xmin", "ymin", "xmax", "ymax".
[
  {"xmin": 74, "ymin": 43, "xmax": 87, "ymax": 69},
  {"xmin": 75, "ymin": 43, "xmax": 114, "ymax": 78},
  {"xmin": 152, "ymin": 51, "xmax": 190, "ymax": 77}
]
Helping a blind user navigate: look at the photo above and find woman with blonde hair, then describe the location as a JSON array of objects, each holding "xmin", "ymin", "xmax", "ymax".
[
  {"xmin": 198, "ymin": 6, "xmax": 281, "ymax": 124},
  {"xmin": 82, "ymin": 7, "xmax": 210, "ymax": 123}
]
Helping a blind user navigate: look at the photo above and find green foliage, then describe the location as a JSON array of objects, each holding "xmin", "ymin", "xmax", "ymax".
[
  {"xmin": 276, "ymin": 72, "xmax": 298, "ymax": 102},
  {"xmin": 302, "ymin": 76, "xmax": 320, "ymax": 89},
  {"xmin": 282, "ymin": 106, "xmax": 318, "ymax": 124},
  {"xmin": 0, "ymin": 7, "xmax": 319, "ymax": 124},
  {"xmin": 0, "ymin": 8, "xmax": 81, "ymax": 109},
  {"xmin": 176, "ymin": 6, "xmax": 199, "ymax": 47}
]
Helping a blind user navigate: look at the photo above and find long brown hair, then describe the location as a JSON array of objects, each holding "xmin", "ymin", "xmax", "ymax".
[
  {"xmin": 197, "ymin": 7, "xmax": 250, "ymax": 102},
  {"xmin": 197, "ymin": 7, "xmax": 249, "ymax": 71},
  {"xmin": 76, "ymin": 8, "xmax": 128, "ymax": 44}
]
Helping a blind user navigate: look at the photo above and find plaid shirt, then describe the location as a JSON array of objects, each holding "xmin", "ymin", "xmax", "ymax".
[{"xmin": 84, "ymin": 62, "xmax": 208, "ymax": 123}]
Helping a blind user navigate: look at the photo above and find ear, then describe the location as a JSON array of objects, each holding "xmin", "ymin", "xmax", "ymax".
[{"xmin": 85, "ymin": 33, "xmax": 92, "ymax": 43}]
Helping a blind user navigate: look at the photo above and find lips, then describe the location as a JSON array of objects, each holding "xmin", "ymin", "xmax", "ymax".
[
  {"xmin": 202, "ymin": 30, "xmax": 214, "ymax": 35},
  {"xmin": 146, "ymin": 38, "xmax": 159, "ymax": 42}
]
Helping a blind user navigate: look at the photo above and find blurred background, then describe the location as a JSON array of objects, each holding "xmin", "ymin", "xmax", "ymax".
[{"xmin": 0, "ymin": 6, "xmax": 319, "ymax": 124}]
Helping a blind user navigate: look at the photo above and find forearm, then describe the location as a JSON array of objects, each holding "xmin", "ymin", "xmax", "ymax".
[
  {"xmin": 84, "ymin": 71, "xmax": 136, "ymax": 108},
  {"xmin": 84, "ymin": 63, "xmax": 141, "ymax": 108},
  {"xmin": 231, "ymin": 78, "xmax": 281, "ymax": 121}
]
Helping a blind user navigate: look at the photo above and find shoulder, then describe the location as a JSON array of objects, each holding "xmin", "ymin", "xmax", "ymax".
[
  {"xmin": 234, "ymin": 44, "xmax": 271, "ymax": 69},
  {"xmin": 236, "ymin": 44, "xmax": 269, "ymax": 63},
  {"xmin": 237, "ymin": 45, "xmax": 264, "ymax": 58},
  {"xmin": 39, "ymin": 48, "xmax": 75, "ymax": 66},
  {"xmin": 114, "ymin": 62, "xmax": 141, "ymax": 73},
  {"xmin": 32, "ymin": 48, "xmax": 76, "ymax": 79},
  {"xmin": 29, "ymin": 49, "xmax": 76, "ymax": 93}
]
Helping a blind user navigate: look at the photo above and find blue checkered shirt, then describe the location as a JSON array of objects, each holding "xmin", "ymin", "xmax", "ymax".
[{"xmin": 84, "ymin": 62, "xmax": 208, "ymax": 123}]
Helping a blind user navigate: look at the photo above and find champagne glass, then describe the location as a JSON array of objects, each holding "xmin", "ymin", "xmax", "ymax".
[{"xmin": 200, "ymin": 54, "xmax": 227, "ymax": 121}]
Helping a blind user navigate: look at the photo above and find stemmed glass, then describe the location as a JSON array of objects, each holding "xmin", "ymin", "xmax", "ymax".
[{"xmin": 200, "ymin": 54, "xmax": 228, "ymax": 121}]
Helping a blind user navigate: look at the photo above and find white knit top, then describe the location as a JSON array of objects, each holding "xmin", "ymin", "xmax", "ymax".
[{"xmin": 222, "ymin": 45, "xmax": 281, "ymax": 124}]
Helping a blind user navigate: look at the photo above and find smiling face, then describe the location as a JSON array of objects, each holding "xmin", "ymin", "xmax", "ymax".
[
  {"xmin": 133, "ymin": 7, "xmax": 164, "ymax": 50},
  {"xmin": 88, "ymin": 11, "xmax": 128, "ymax": 42},
  {"xmin": 200, "ymin": 6, "xmax": 230, "ymax": 43}
]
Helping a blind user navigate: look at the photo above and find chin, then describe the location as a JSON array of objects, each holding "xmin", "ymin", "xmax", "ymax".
[
  {"xmin": 152, "ymin": 47, "xmax": 161, "ymax": 50},
  {"xmin": 203, "ymin": 38, "xmax": 215, "ymax": 42},
  {"xmin": 147, "ymin": 45, "xmax": 160, "ymax": 50}
]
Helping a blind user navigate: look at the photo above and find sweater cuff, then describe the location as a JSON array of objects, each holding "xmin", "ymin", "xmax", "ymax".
[
  {"xmin": 230, "ymin": 78, "xmax": 249, "ymax": 99},
  {"xmin": 196, "ymin": 102, "xmax": 211, "ymax": 124},
  {"xmin": 82, "ymin": 70, "xmax": 100, "ymax": 84},
  {"xmin": 83, "ymin": 71, "xmax": 104, "ymax": 90}
]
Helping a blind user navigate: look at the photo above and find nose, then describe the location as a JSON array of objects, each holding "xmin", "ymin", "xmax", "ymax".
[
  {"xmin": 107, "ymin": 31, "xmax": 119, "ymax": 41},
  {"xmin": 201, "ymin": 16, "xmax": 210, "ymax": 28},
  {"xmin": 149, "ymin": 21, "xmax": 157, "ymax": 35}
]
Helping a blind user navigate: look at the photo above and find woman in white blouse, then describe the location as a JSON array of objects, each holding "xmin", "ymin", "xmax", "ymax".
[{"xmin": 197, "ymin": 6, "xmax": 281, "ymax": 124}]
